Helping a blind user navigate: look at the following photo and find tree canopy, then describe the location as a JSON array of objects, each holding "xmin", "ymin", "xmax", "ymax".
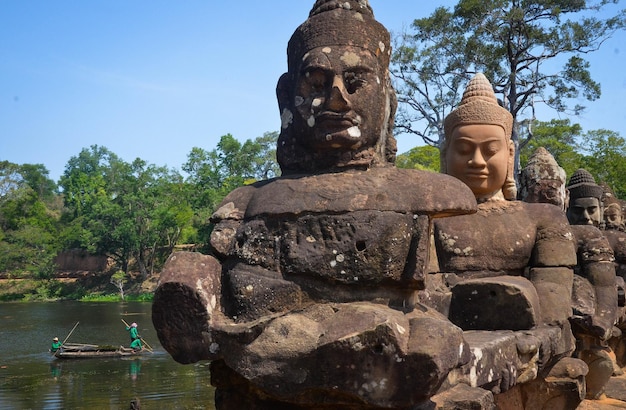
[{"xmin": 392, "ymin": 0, "xmax": 626, "ymax": 154}]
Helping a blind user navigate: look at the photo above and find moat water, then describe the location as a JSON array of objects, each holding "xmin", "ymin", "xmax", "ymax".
[{"xmin": 0, "ymin": 301, "xmax": 215, "ymax": 409}]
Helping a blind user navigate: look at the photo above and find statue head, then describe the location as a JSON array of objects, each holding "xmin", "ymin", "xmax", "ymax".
[
  {"xmin": 604, "ymin": 202, "xmax": 623, "ymax": 230},
  {"xmin": 276, "ymin": 0, "xmax": 397, "ymax": 174},
  {"xmin": 441, "ymin": 73, "xmax": 515, "ymax": 202},
  {"xmin": 519, "ymin": 147, "xmax": 569, "ymax": 211},
  {"xmin": 566, "ymin": 169, "xmax": 604, "ymax": 226}
]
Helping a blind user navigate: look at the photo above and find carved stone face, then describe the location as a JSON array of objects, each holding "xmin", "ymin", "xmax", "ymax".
[
  {"xmin": 567, "ymin": 197, "xmax": 602, "ymax": 226},
  {"xmin": 292, "ymin": 46, "xmax": 385, "ymax": 152},
  {"xmin": 521, "ymin": 179, "xmax": 569, "ymax": 211},
  {"xmin": 605, "ymin": 206, "xmax": 622, "ymax": 229},
  {"xmin": 445, "ymin": 124, "xmax": 513, "ymax": 199}
]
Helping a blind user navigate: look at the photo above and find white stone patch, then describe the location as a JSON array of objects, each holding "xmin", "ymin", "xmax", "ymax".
[
  {"xmin": 471, "ymin": 290, "xmax": 478, "ymax": 295},
  {"xmin": 312, "ymin": 98, "xmax": 322, "ymax": 107},
  {"xmin": 376, "ymin": 76, "xmax": 381, "ymax": 84},
  {"xmin": 245, "ymin": 285, "xmax": 254, "ymax": 293},
  {"xmin": 340, "ymin": 51, "xmax": 361, "ymax": 66},
  {"xmin": 330, "ymin": 260, "xmax": 337, "ymax": 268},
  {"xmin": 488, "ymin": 369, "xmax": 494, "ymax": 383},
  {"xmin": 281, "ymin": 108, "xmax": 293, "ymax": 129},
  {"xmin": 470, "ymin": 347, "xmax": 484, "ymax": 387},
  {"xmin": 336, "ymin": 254, "xmax": 345, "ymax": 263},
  {"xmin": 307, "ymin": 116, "xmax": 315, "ymax": 128},
  {"xmin": 379, "ymin": 41, "xmax": 386, "ymax": 53},
  {"xmin": 459, "ymin": 343, "xmax": 464, "ymax": 357},
  {"xmin": 326, "ymin": 134, "xmax": 333, "ymax": 141},
  {"xmin": 209, "ymin": 343, "xmax": 220, "ymax": 354},
  {"xmin": 322, "ymin": 47, "xmax": 332, "ymax": 54},
  {"xmin": 306, "ymin": 236, "xmax": 316, "ymax": 243},
  {"xmin": 396, "ymin": 323, "xmax": 406, "ymax": 334},
  {"xmin": 347, "ymin": 126, "xmax": 361, "ymax": 138},
  {"xmin": 342, "ymin": 2, "xmax": 351, "ymax": 10}
]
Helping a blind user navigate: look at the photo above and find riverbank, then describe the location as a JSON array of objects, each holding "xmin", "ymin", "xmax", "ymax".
[{"xmin": 0, "ymin": 270, "xmax": 158, "ymax": 302}]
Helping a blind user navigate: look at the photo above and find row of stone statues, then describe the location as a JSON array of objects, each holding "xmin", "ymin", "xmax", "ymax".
[{"xmin": 151, "ymin": 1, "xmax": 624, "ymax": 408}]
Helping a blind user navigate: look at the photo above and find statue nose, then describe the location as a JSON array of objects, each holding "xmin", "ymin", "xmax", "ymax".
[{"xmin": 327, "ymin": 75, "xmax": 351, "ymax": 111}]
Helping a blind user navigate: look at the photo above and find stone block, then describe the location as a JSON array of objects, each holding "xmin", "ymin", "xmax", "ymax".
[{"xmin": 449, "ymin": 276, "xmax": 541, "ymax": 331}]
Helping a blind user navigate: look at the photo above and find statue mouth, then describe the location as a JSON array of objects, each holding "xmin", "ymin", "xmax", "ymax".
[
  {"xmin": 465, "ymin": 172, "xmax": 489, "ymax": 179},
  {"xmin": 316, "ymin": 112, "xmax": 360, "ymax": 128}
]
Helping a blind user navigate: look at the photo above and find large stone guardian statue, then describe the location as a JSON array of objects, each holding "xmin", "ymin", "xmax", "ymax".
[{"xmin": 152, "ymin": 2, "xmax": 478, "ymax": 408}]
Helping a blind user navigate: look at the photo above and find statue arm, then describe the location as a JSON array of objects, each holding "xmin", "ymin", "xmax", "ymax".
[{"xmin": 152, "ymin": 189, "xmax": 253, "ymax": 364}]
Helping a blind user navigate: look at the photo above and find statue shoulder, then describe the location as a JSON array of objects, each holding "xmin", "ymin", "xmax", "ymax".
[{"xmin": 241, "ymin": 168, "xmax": 477, "ymax": 218}]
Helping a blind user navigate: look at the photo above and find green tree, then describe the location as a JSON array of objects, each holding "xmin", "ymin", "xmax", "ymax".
[
  {"xmin": 519, "ymin": 119, "xmax": 585, "ymax": 177},
  {"xmin": 182, "ymin": 133, "xmax": 279, "ymax": 247},
  {"xmin": 392, "ymin": 0, "xmax": 625, "ymax": 163},
  {"xmin": 18, "ymin": 163, "xmax": 57, "ymax": 200},
  {"xmin": 579, "ymin": 129, "xmax": 626, "ymax": 198},
  {"xmin": 0, "ymin": 162, "xmax": 60, "ymax": 278},
  {"xmin": 396, "ymin": 145, "xmax": 441, "ymax": 172},
  {"xmin": 59, "ymin": 146, "xmax": 193, "ymax": 277},
  {"xmin": 110, "ymin": 270, "xmax": 128, "ymax": 300}
]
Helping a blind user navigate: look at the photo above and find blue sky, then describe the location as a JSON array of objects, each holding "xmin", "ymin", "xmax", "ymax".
[{"xmin": 1, "ymin": 1, "xmax": 625, "ymax": 182}]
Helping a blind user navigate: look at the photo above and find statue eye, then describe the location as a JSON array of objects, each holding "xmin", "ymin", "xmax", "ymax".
[
  {"xmin": 303, "ymin": 69, "xmax": 327, "ymax": 94},
  {"xmin": 344, "ymin": 71, "xmax": 367, "ymax": 94}
]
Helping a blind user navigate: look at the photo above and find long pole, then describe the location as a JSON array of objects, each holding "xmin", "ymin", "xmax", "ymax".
[
  {"xmin": 53, "ymin": 321, "xmax": 79, "ymax": 357},
  {"xmin": 121, "ymin": 319, "xmax": 153, "ymax": 352}
]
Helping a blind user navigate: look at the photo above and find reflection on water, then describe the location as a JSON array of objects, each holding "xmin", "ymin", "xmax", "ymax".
[{"xmin": 0, "ymin": 301, "xmax": 215, "ymax": 409}]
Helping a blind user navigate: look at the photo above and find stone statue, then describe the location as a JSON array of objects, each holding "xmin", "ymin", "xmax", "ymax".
[
  {"xmin": 428, "ymin": 73, "xmax": 590, "ymax": 405},
  {"xmin": 604, "ymin": 203, "xmax": 625, "ymax": 232},
  {"xmin": 566, "ymin": 169, "xmax": 605, "ymax": 228},
  {"xmin": 152, "ymin": 2, "xmax": 479, "ymax": 408},
  {"xmin": 560, "ymin": 168, "xmax": 619, "ymax": 398},
  {"xmin": 518, "ymin": 146, "xmax": 569, "ymax": 211}
]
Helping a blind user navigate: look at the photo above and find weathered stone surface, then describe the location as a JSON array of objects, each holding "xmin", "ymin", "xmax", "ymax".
[
  {"xmin": 445, "ymin": 324, "xmax": 576, "ymax": 397},
  {"xmin": 434, "ymin": 201, "xmax": 573, "ymax": 277},
  {"xmin": 211, "ymin": 302, "xmax": 470, "ymax": 408},
  {"xmin": 529, "ymin": 267, "xmax": 574, "ymax": 325},
  {"xmin": 519, "ymin": 147, "xmax": 568, "ymax": 211},
  {"xmin": 152, "ymin": 251, "xmax": 222, "ymax": 364},
  {"xmin": 605, "ymin": 375, "xmax": 626, "ymax": 402},
  {"xmin": 426, "ymin": 383, "xmax": 495, "ymax": 410},
  {"xmin": 223, "ymin": 263, "xmax": 305, "ymax": 322},
  {"xmin": 518, "ymin": 357, "xmax": 587, "ymax": 410},
  {"xmin": 532, "ymin": 226, "xmax": 578, "ymax": 267},
  {"xmin": 242, "ymin": 168, "xmax": 477, "ymax": 218},
  {"xmin": 449, "ymin": 276, "xmax": 541, "ymax": 331}
]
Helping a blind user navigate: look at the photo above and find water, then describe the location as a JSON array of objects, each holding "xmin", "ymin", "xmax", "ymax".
[{"xmin": 0, "ymin": 301, "xmax": 215, "ymax": 409}]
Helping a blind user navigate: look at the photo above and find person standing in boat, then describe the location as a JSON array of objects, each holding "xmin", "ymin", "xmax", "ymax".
[
  {"xmin": 126, "ymin": 322, "xmax": 142, "ymax": 351},
  {"xmin": 50, "ymin": 337, "xmax": 62, "ymax": 353}
]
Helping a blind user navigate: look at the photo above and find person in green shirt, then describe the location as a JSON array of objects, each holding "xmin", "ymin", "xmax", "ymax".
[
  {"xmin": 126, "ymin": 322, "xmax": 142, "ymax": 351},
  {"xmin": 50, "ymin": 337, "xmax": 62, "ymax": 353}
]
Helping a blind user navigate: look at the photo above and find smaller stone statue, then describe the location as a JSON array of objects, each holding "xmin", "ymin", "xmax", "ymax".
[
  {"xmin": 427, "ymin": 73, "xmax": 589, "ymax": 406},
  {"xmin": 566, "ymin": 169, "xmax": 605, "ymax": 228},
  {"xmin": 564, "ymin": 168, "xmax": 619, "ymax": 398},
  {"xmin": 518, "ymin": 146, "xmax": 569, "ymax": 211}
]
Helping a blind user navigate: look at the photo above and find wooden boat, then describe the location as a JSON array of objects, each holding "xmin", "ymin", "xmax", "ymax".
[{"xmin": 53, "ymin": 342, "xmax": 149, "ymax": 359}]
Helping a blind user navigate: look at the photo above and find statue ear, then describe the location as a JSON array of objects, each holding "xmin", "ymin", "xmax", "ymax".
[
  {"xmin": 276, "ymin": 73, "xmax": 292, "ymax": 116},
  {"xmin": 503, "ymin": 139, "xmax": 517, "ymax": 200}
]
